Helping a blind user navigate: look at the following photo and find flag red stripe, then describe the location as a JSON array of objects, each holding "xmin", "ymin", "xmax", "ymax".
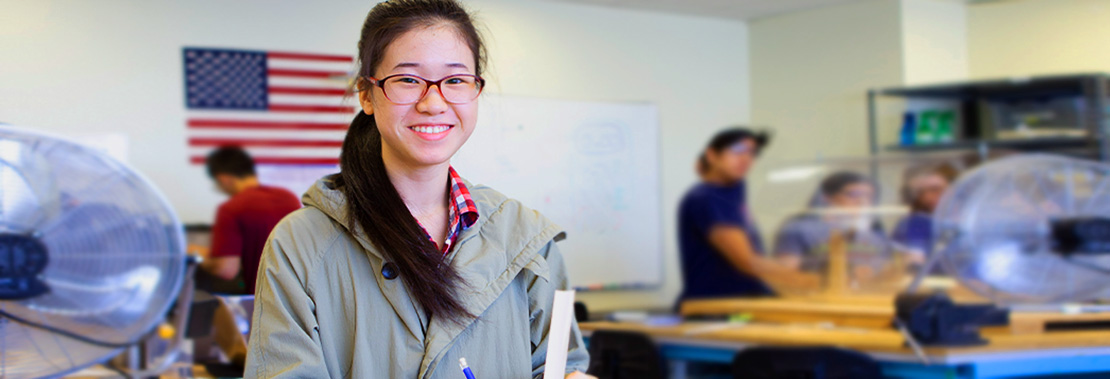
[
  {"xmin": 268, "ymin": 86, "xmax": 348, "ymax": 96},
  {"xmin": 269, "ymin": 104, "xmax": 355, "ymax": 113},
  {"xmin": 268, "ymin": 68, "xmax": 348, "ymax": 79},
  {"xmin": 267, "ymin": 51, "xmax": 353, "ymax": 63},
  {"xmin": 189, "ymin": 138, "xmax": 343, "ymax": 148},
  {"xmin": 191, "ymin": 156, "xmax": 339, "ymax": 165},
  {"xmin": 187, "ymin": 119, "xmax": 349, "ymax": 131}
]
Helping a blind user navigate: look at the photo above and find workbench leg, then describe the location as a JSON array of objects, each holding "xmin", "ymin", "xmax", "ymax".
[{"xmin": 669, "ymin": 359, "xmax": 688, "ymax": 379}]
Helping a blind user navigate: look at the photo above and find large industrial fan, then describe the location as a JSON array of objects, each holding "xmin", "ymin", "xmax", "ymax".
[
  {"xmin": 899, "ymin": 154, "xmax": 1110, "ymax": 346},
  {"xmin": 0, "ymin": 125, "xmax": 189, "ymax": 378},
  {"xmin": 930, "ymin": 154, "xmax": 1110, "ymax": 303}
]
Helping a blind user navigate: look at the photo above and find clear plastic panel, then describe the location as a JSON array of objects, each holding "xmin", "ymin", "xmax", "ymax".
[
  {"xmin": 753, "ymin": 152, "xmax": 972, "ymax": 299},
  {"xmin": 755, "ymin": 151, "xmax": 1110, "ymax": 304}
]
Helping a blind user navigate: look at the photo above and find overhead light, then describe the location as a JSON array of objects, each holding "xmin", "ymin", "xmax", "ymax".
[{"xmin": 767, "ymin": 165, "xmax": 825, "ymax": 183}]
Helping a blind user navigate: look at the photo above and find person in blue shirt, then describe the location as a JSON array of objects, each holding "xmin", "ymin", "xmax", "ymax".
[
  {"xmin": 891, "ymin": 164, "xmax": 957, "ymax": 267},
  {"xmin": 678, "ymin": 128, "xmax": 815, "ymax": 303},
  {"xmin": 772, "ymin": 171, "xmax": 894, "ymax": 277}
]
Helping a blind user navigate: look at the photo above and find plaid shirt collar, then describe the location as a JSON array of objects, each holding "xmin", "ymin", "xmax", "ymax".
[{"xmin": 420, "ymin": 166, "xmax": 479, "ymax": 255}]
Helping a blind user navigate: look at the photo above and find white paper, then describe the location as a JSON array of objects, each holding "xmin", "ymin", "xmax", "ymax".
[{"xmin": 543, "ymin": 290, "xmax": 576, "ymax": 379}]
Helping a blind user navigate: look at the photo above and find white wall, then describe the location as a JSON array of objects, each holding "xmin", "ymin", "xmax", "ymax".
[
  {"xmin": 0, "ymin": 0, "xmax": 372, "ymax": 224},
  {"xmin": 470, "ymin": 1, "xmax": 751, "ymax": 311},
  {"xmin": 0, "ymin": 0, "xmax": 751, "ymax": 311},
  {"xmin": 901, "ymin": 0, "xmax": 968, "ymax": 86},
  {"xmin": 748, "ymin": 0, "xmax": 905, "ymax": 240},
  {"xmin": 968, "ymin": 0, "xmax": 1110, "ymax": 78}
]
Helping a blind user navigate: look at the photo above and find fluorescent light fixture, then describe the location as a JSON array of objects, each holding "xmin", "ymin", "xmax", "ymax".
[{"xmin": 767, "ymin": 165, "xmax": 825, "ymax": 183}]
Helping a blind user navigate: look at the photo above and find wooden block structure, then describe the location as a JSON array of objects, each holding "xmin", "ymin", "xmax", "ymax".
[{"xmin": 825, "ymin": 230, "xmax": 849, "ymax": 296}]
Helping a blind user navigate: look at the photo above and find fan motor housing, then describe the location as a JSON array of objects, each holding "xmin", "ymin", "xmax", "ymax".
[
  {"xmin": 0, "ymin": 233, "xmax": 51, "ymax": 300},
  {"xmin": 1051, "ymin": 217, "xmax": 1110, "ymax": 255}
]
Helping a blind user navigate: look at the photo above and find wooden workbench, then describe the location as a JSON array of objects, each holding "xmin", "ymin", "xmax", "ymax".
[
  {"xmin": 680, "ymin": 297, "xmax": 1110, "ymax": 335},
  {"xmin": 581, "ymin": 318, "xmax": 1110, "ymax": 378},
  {"xmin": 581, "ymin": 320, "xmax": 1110, "ymax": 375},
  {"xmin": 581, "ymin": 320, "xmax": 1110, "ymax": 357}
]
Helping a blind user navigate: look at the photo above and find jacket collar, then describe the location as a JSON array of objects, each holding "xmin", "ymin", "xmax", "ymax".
[{"xmin": 303, "ymin": 175, "xmax": 564, "ymax": 378}]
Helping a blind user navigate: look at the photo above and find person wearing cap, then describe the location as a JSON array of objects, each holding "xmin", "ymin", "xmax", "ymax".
[{"xmin": 677, "ymin": 128, "xmax": 814, "ymax": 303}]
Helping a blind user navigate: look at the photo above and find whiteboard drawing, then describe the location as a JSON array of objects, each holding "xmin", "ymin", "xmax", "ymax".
[{"xmin": 452, "ymin": 95, "xmax": 661, "ymax": 289}]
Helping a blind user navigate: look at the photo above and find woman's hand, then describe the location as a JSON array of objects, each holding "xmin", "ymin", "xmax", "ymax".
[
  {"xmin": 565, "ymin": 371, "xmax": 597, "ymax": 379},
  {"xmin": 760, "ymin": 269, "xmax": 822, "ymax": 295}
]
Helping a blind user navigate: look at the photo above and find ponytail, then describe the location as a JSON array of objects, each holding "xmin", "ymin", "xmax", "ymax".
[
  {"xmin": 340, "ymin": 0, "xmax": 486, "ymax": 324},
  {"xmin": 336, "ymin": 112, "xmax": 472, "ymax": 323}
]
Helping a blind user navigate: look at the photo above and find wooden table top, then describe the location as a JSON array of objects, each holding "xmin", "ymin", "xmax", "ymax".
[
  {"xmin": 580, "ymin": 320, "xmax": 1110, "ymax": 363},
  {"xmin": 678, "ymin": 297, "xmax": 1110, "ymax": 334}
]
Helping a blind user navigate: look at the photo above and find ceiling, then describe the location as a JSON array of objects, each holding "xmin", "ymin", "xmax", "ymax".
[{"xmin": 543, "ymin": 0, "xmax": 869, "ymax": 21}]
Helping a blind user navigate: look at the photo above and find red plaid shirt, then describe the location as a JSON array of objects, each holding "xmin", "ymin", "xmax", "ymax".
[{"xmin": 418, "ymin": 166, "xmax": 479, "ymax": 254}]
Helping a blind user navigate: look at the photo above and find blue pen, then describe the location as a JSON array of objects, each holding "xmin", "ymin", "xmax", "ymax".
[{"xmin": 459, "ymin": 358, "xmax": 477, "ymax": 379}]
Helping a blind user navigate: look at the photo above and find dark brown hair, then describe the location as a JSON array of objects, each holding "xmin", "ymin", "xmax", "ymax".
[
  {"xmin": 900, "ymin": 163, "xmax": 959, "ymax": 212},
  {"xmin": 205, "ymin": 145, "xmax": 255, "ymax": 178},
  {"xmin": 335, "ymin": 0, "xmax": 486, "ymax": 323}
]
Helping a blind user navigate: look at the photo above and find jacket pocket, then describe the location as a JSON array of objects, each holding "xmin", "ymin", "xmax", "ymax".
[{"xmin": 522, "ymin": 254, "xmax": 551, "ymax": 283}]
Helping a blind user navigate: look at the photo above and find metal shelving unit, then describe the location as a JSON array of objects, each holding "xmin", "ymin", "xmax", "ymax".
[{"xmin": 867, "ymin": 73, "xmax": 1110, "ymax": 161}]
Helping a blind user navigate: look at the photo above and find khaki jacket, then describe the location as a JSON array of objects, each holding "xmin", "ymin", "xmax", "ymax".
[{"xmin": 244, "ymin": 176, "xmax": 590, "ymax": 378}]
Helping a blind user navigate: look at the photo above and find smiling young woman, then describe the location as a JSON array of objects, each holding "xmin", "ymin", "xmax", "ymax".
[{"xmin": 243, "ymin": 1, "xmax": 591, "ymax": 378}]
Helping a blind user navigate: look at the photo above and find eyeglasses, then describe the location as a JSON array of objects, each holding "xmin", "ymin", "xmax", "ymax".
[
  {"xmin": 365, "ymin": 74, "xmax": 485, "ymax": 105},
  {"xmin": 727, "ymin": 143, "xmax": 753, "ymax": 155},
  {"xmin": 838, "ymin": 189, "xmax": 875, "ymax": 201}
]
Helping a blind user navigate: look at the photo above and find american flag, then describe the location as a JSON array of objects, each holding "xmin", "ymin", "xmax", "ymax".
[{"xmin": 183, "ymin": 47, "xmax": 356, "ymax": 165}]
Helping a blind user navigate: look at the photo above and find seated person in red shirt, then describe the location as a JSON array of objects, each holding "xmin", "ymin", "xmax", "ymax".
[{"xmin": 193, "ymin": 146, "xmax": 301, "ymax": 294}]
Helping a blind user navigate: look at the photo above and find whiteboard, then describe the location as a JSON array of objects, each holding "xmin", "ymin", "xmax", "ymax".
[
  {"xmin": 256, "ymin": 164, "xmax": 339, "ymax": 202},
  {"xmin": 452, "ymin": 95, "xmax": 662, "ymax": 290}
]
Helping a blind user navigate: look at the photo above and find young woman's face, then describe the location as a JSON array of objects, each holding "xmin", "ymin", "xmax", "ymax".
[
  {"xmin": 829, "ymin": 182, "xmax": 875, "ymax": 209},
  {"xmin": 360, "ymin": 24, "xmax": 479, "ymax": 169},
  {"xmin": 707, "ymin": 139, "xmax": 757, "ymax": 182}
]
